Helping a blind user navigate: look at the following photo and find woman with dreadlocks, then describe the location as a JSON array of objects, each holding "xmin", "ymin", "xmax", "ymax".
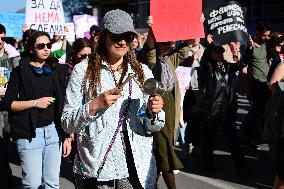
[{"xmin": 61, "ymin": 9, "xmax": 165, "ymax": 189}]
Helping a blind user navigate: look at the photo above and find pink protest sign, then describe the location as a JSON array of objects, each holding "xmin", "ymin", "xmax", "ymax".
[{"xmin": 150, "ymin": 0, "xmax": 204, "ymax": 42}]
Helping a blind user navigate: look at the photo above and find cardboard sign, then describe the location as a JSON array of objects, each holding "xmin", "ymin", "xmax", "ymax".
[
  {"xmin": 65, "ymin": 22, "xmax": 75, "ymax": 43},
  {"xmin": 0, "ymin": 13, "xmax": 25, "ymax": 38},
  {"xmin": 150, "ymin": 0, "xmax": 204, "ymax": 42},
  {"xmin": 175, "ymin": 66, "xmax": 192, "ymax": 97},
  {"xmin": 205, "ymin": 1, "xmax": 248, "ymax": 45},
  {"xmin": 25, "ymin": 0, "xmax": 65, "ymax": 35},
  {"xmin": 84, "ymin": 32, "xmax": 91, "ymax": 39},
  {"xmin": 73, "ymin": 14, "xmax": 98, "ymax": 39},
  {"xmin": 0, "ymin": 66, "xmax": 10, "ymax": 95}
]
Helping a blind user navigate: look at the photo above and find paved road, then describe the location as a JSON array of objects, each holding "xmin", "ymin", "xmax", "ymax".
[{"xmin": 8, "ymin": 95, "xmax": 275, "ymax": 188}]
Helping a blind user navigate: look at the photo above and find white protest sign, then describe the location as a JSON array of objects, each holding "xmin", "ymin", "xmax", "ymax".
[
  {"xmin": 65, "ymin": 22, "xmax": 75, "ymax": 43},
  {"xmin": 176, "ymin": 66, "xmax": 192, "ymax": 128},
  {"xmin": 73, "ymin": 14, "xmax": 98, "ymax": 39},
  {"xmin": 25, "ymin": 0, "xmax": 65, "ymax": 35},
  {"xmin": 175, "ymin": 66, "xmax": 192, "ymax": 97}
]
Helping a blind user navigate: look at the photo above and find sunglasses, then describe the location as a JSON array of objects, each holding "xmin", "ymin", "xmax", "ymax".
[
  {"xmin": 92, "ymin": 31, "xmax": 99, "ymax": 36},
  {"xmin": 35, "ymin": 43, "xmax": 52, "ymax": 50},
  {"xmin": 79, "ymin": 54, "xmax": 91, "ymax": 59},
  {"xmin": 109, "ymin": 32, "xmax": 135, "ymax": 43},
  {"xmin": 0, "ymin": 37, "xmax": 6, "ymax": 42}
]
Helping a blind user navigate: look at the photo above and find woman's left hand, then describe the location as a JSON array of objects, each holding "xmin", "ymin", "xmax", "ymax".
[{"xmin": 147, "ymin": 95, "xmax": 163, "ymax": 115}]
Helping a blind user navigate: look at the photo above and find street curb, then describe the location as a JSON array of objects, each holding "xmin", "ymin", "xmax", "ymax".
[{"xmin": 179, "ymin": 171, "xmax": 244, "ymax": 189}]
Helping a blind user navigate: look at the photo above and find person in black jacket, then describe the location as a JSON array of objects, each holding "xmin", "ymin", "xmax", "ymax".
[
  {"xmin": 191, "ymin": 45, "xmax": 246, "ymax": 173},
  {"xmin": 0, "ymin": 31, "xmax": 71, "ymax": 189}
]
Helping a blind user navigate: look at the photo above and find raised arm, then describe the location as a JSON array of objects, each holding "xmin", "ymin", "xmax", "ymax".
[{"xmin": 145, "ymin": 16, "xmax": 155, "ymax": 50}]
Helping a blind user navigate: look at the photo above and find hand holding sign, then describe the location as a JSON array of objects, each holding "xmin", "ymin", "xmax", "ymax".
[
  {"xmin": 206, "ymin": 34, "xmax": 214, "ymax": 45},
  {"xmin": 147, "ymin": 16, "xmax": 153, "ymax": 28},
  {"xmin": 248, "ymin": 35, "xmax": 259, "ymax": 48},
  {"xmin": 64, "ymin": 26, "xmax": 69, "ymax": 33},
  {"xmin": 22, "ymin": 24, "xmax": 29, "ymax": 33}
]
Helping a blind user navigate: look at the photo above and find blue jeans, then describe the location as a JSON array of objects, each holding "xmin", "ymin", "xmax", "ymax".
[{"xmin": 17, "ymin": 123, "xmax": 62, "ymax": 189}]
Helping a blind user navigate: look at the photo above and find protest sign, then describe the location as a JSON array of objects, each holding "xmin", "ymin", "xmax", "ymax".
[
  {"xmin": 25, "ymin": 0, "xmax": 65, "ymax": 35},
  {"xmin": 84, "ymin": 32, "xmax": 91, "ymax": 39},
  {"xmin": 175, "ymin": 66, "xmax": 192, "ymax": 97},
  {"xmin": 73, "ymin": 14, "xmax": 98, "ymax": 39},
  {"xmin": 0, "ymin": 67, "xmax": 10, "ymax": 96},
  {"xmin": 0, "ymin": 12, "xmax": 25, "ymax": 38},
  {"xmin": 65, "ymin": 22, "xmax": 75, "ymax": 43},
  {"xmin": 150, "ymin": 0, "xmax": 204, "ymax": 42},
  {"xmin": 176, "ymin": 65, "xmax": 192, "ymax": 127},
  {"xmin": 205, "ymin": 1, "xmax": 248, "ymax": 45}
]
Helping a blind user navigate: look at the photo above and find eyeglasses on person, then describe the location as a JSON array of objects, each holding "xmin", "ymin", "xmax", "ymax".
[
  {"xmin": 0, "ymin": 37, "xmax": 6, "ymax": 42},
  {"xmin": 108, "ymin": 32, "xmax": 135, "ymax": 43},
  {"xmin": 35, "ymin": 43, "xmax": 52, "ymax": 50},
  {"xmin": 79, "ymin": 54, "xmax": 92, "ymax": 59},
  {"xmin": 92, "ymin": 31, "xmax": 100, "ymax": 36}
]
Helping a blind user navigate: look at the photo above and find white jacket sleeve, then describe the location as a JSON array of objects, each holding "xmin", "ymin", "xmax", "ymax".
[{"xmin": 61, "ymin": 62, "xmax": 102, "ymax": 133}]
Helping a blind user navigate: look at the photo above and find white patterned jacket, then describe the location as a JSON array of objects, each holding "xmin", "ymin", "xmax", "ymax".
[{"xmin": 61, "ymin": 61, "xmax": 165, "ymax": 189}]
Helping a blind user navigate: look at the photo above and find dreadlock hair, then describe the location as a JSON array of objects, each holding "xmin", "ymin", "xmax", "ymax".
[{"xmin": 82, "ymin": 30, "xmax": 145, "ymax": 98}]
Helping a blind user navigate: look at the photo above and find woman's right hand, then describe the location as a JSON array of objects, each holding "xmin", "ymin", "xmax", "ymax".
[
  {"xmin": 248, "ymin": 35, "xmax": 254, "ymax": 48},
  {"xmin": 34, "ymin": 97, "xmax": 54, "ymax": 109},
  {"xmin": 206, "ymin": 34, "xmax": 213, "ymax": 45},
  {"xmin": 147, "ymin": 16, "xmax": 153, "ymax": 27},
  {"xmin": 89, "ymin": 88, "xmax": 121, "ymax": 116},
  {"xmin": 22, "ymin": 24, "xmax": 29, "ymax": 33}
]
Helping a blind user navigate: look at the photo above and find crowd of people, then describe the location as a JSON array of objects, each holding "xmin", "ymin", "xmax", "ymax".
[{"xmin": 0, "ymin": 7, "xmax": 283, "ymax": 189}]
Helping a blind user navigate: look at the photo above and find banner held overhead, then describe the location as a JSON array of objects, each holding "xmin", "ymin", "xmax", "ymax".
[
  {"xmin": 150, "ymin": 0, "xmax": 204, "ymax": 42},
  {"xmin": 204, "ymin": 1, "xmax": 248, "ymax": 45},
  {"xmin": 0, "ymin": 12, "xmax": 25, "ymax": 38}
]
